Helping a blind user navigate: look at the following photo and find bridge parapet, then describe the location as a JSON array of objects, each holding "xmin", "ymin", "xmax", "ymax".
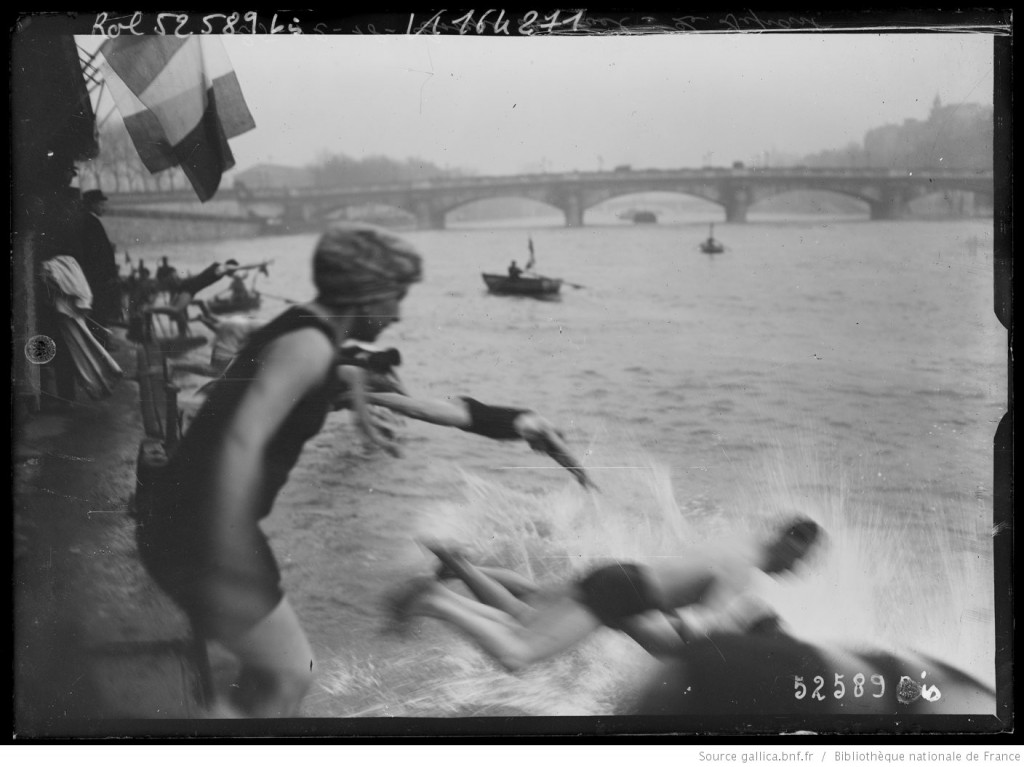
[{"xmin": 109, "ymin": 166, "xmax": 993, "ymax": 228}]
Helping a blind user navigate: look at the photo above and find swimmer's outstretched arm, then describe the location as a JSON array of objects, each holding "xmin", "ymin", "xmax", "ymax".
[
  {"xmin": 364, "ymin": 392, "xmax": 469, "ymax": 425},
  {"xmin": 365, "ymin": 392, "xmax": 596, "ymax": 489}
]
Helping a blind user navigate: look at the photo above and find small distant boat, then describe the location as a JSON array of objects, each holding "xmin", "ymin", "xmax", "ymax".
[
  {"xmin": 482, "ymin": 273, "xmax": 562, "ymax": 296},
  {"xmin": 699, "ymin": 224, "xmax": 725, "ymax": 254},
  {"xmin": 207, "ymin": 291, "xmax": 262, "ymax": 314},
  {"xmin": 206, "ymin": 260, "xmax": 269, "ymax": 314},
  {"xmin": 260, "ymin": 217, "xmax": 289, "ymax": 236}
]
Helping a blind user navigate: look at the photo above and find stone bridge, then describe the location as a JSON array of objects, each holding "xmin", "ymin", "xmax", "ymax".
[{"xmin": 111, "ymin": 167, "xmax": 995, "ymax": 229}]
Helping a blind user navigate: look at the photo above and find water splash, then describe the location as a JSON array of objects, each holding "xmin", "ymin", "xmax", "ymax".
[
  {"xmin": 312, "ymin": 431, "xmax": 994, "ymax": 714},
  {"xmin": 732, "ymin": 436, "xmax": 995, "ymax": 689}
]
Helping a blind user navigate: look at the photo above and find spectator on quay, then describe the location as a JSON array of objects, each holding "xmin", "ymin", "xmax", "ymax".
[
  {"xmin": 78, "ymin": 189, "xmax": 122, "ymax": 330},
  {"xmin": 156, "ymin": 256, "xmax": 179, "ymax": 287},
  {"xmin": 145, "ymin": 259, "xmax": 240, "ymax": 338}
]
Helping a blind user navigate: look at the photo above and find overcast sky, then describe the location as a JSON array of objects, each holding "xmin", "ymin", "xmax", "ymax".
[{"xmin": 83, "ymin": 32, "xmax": 995, "ymax": 176}]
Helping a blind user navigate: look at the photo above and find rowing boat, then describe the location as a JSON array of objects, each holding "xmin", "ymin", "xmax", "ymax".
[
  {"xmin": 206, "ymin": 291, "xmax": 262, "ymax": 314},
  {"xmin": 482, "ymin": 273, "xmax": 562, "ymax": 296}
]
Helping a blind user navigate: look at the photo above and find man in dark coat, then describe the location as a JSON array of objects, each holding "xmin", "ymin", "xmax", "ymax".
[{"xmin": 79, "ymin": 189, "xmax": 122, "ymax": 327}]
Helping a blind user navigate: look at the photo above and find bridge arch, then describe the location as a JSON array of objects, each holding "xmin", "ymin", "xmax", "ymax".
[
  {"xmin": 744, "ymin": 187, "xmax": 871, "ymax": 220},
  {"xmin": 445, "ymin": 195, "xmax": 565, "ymax": 228},
  {"xmin": 905, "ymin": 188, "xmax": 986, "ymax": 218},
  {"xmin": 422, "ymin": 186, "xmax": 579, "ymax": 228},
  {"xmin": 314, "ymin": 201, "xmax": 418, "ymax": 227},
  {"xmin": 583, "ymin": 186, "xmax": 722, "ymax": 209},
  {"xmin": 583, "ymin": 189, "xmax": 724, "ymax": 224},
  {"xmin": 745, "ymin": 181, "xmax": 874, "ymax": 207}
]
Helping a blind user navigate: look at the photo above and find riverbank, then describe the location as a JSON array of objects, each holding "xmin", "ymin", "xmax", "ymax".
[
  {"xmin": 104, "ymin": 213, "xmax": 263, "ymax": 246},
  {"xmin": 13, "ymin": 330, "xmax": 210, "ymax": 737},
  {"xmin": 12, "ymin": 322, "xmax": 533, "ymax": 735}
]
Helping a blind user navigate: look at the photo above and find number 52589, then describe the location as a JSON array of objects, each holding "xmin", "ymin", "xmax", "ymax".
[{"xmin": 794, "ymin": 673, "xmax": 885, "ymax": 700}]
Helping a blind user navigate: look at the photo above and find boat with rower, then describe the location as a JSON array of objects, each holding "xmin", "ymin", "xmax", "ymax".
[
  {"xmin": 206, "ymin": 291, "xmax": 262, "ymax": 314},
  {"xmin": 206, "ymin": 260, "xmax": 270, "ymax": 314},
  {"xmin": 699, "ymin": 223, "xmax": 725, "ymax": 254},
  {"xmin": 482, "ymin": 236, "xmax": 566, "ymax": 297}
]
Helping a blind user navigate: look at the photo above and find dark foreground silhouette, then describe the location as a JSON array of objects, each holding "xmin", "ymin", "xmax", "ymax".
[{"xmin": 634, "ymin": 633, "xmax": 995, "ymax": 716}]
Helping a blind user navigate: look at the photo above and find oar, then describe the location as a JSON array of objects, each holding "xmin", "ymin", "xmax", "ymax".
[
  {"xmin": 230, "ymin": 260, "xmax": 274, "ymax": 273},
  {"xmin": 536, "ymin": 272, "xmax": 586, "ymax": 289}
]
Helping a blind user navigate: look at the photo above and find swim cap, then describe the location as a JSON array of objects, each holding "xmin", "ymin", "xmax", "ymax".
[
  {"xmin": 313, "ymin": 222, "xmax": 423, "ymax": 306},
  {"xmin": 783, "ymin": 518, "xmax": 821, "ymax": 546}
]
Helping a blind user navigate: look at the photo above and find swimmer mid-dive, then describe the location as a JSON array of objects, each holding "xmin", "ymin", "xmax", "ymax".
[{"xmin": 387, "ymin": 517, "xmax": 822, "ymax": 671}]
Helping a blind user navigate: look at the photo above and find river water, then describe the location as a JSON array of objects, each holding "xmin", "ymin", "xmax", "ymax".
[{"xmin": 131, "ymin": 213, "xmax": 1002, "ymax": 717}]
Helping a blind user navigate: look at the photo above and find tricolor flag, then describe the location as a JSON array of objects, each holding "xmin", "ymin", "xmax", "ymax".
[{"xmin": 99, "ymin": 36, "xmax": 255, "ymax": 201}]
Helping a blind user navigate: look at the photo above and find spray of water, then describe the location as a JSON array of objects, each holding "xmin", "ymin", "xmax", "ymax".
[
  {"xmin": 309, "ymin": 436, "xmax": 697, "ymax": 716},
  {"xmin": 731, "ymin": 435, "xmax": 995, "ymax": 688},
  {"xmin": 312, "ymin": 430, "xmax": 994, "ymax": 715}
]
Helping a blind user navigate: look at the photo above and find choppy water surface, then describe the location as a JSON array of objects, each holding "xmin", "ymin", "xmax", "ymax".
[{"xmin": 137, "ymin": 217, "xmax": 1002, "ymax": 716}]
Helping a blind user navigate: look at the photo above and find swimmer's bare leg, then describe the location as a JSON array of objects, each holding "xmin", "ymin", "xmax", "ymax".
[
  {"xmin": 215, "ymin": 597, "xmax": 315, "ymax": 718},
  {"xmin": 435, "ymin": 557, "xmax": 539, "ymax": 598},
  {"xmin": 411, "ymin": 584, "xmax": 534, "ymax": 671},
  {"xmin": 427, "ymin": 584, "xmax": 522, "ymax": 629},
  {"xmin": 422, "ymin": 541, "xmax": 534, "ymax": 622},
  {"xmin": 415, "ymin": 585, "xmax": 600, "ymax": 673}
]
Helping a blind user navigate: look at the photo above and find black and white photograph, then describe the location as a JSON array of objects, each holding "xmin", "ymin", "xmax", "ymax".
[{"xmin": 11, "ymin": 10, "xmax": 1011, "ymax": 739}]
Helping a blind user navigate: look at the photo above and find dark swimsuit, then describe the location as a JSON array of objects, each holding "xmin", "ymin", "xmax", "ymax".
[
  {"xmin": 576, "ymin": 563, "xmax": 666, "ymax": 629},
  {"xmin": 136, "ymin": 307, "xmax": 343, "ymax": 639}
]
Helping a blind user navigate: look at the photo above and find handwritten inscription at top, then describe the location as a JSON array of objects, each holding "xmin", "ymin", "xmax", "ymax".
[
  {"xmin": 92, "ymin": 12, "xmax": 304, "ymax": 36},
  {"xmin": 91, "ymin": 10, "xmax": 589, "ymax": 37},
  {"xmin": 91, "ymin": 10, "xmax": 829, "ymax": 37},
  {"xmin": 404, "ymin": 10, "xmax": 584, "ymax": 35}
]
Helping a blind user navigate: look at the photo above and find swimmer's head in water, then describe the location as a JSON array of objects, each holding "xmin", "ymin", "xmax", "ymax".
[
  {"xmin": 313, "ymin": 223, "xmax": 423, "ymax": 308},
  {"xmin": 762, "ymin": 517, "xmax": 823, "ymax": 574}
]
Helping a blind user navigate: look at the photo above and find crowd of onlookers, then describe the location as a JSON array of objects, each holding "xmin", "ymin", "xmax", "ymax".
[{"xmin": 25, "ymin": 171, "xmax": 253, "ymax": 407}]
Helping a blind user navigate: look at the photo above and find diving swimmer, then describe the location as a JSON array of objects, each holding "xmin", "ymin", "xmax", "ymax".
[{"xmin": 389, "ymin": 517, "xmax": 822, "ymax": 671}]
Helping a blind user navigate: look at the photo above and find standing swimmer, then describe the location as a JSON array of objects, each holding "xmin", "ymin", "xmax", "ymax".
[{"xmin": 135, "ymin": 223, "xmax": 593, "ymax": 717}]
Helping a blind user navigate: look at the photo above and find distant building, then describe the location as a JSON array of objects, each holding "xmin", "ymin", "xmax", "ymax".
[{"xmin": 861, "ymin": 96, "xmax": 992, "ymax": 170}]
